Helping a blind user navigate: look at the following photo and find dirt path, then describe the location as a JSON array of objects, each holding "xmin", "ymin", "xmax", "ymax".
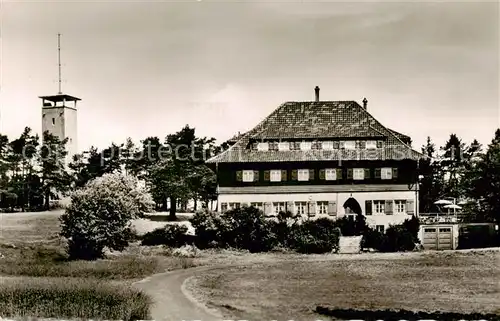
[{"xmin": 133, "ymin": 265, "xmax": 229, "ymax": 321}]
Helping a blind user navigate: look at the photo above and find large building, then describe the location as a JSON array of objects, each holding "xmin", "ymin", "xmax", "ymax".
[{"xmin": 207, "ymin": 87, "xmax": 424, "ymax": 231}]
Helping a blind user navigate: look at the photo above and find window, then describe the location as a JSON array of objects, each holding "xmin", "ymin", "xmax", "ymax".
[
  {"xmin": 353, "ymin": 168, "xmax": 364, "ymax": 180},
  {"xmin": 439, "ymin": 228, "xmax": 451, "ymax": 233},
  {"xmin": 242, "ymin": 170, "xmax": 254, "ymax": 182},
  {"xmin": 381, "ymin": 167, "xmax": 392, "ymax": 180},
  {"xmin": 322, "ymin": 141, "xmax": 334, "ymax": 150},
  {"xmin": 250, "ymin": 202, "xmax": 263, "ymax": 211},
  {"xmin": 424, "ymin": 228, "xmax": 436, "ymax": 233},
  {"xmin": 52, "ymin": 118, "xmax": 55, "ymax": 125},
  {"xmin": 273, "ymin": 202, "xmax": 286, "ymax": 215},
  {"xmin": 325, "ymin": 168, "xmax": 337, "ymax": 181},
  {"xmin": 395, "ymin": 200, "xmax": 406, "ymax": 214},
  {"xmin": 270, "ymin": 170, "xmax": 281, "ymax": 182},
  {"xmin": 278, "ymin": 142, "xmax": 290, "ymax": 151},
  {"xmin": 376, "ymin": 225, "xmax": 385, "ymax": 233},
  {"xmin": 344, "ymin": 141, "xmax": 355, "ymax": 150},
  {"xmin": 300, "ymin": 141, "xmax": 312, "ymax": 151},
  {"xmin": 297, "ymin": 169, "xmax": 309, "ymax": 181},
  {"xmin": 257, "ymin": 142, "xmax": 269, "ymax": 151},
  {"xmin": 295, "ymin": 202, "xmax": 307, "ymax": 215},
  {"xmin": 290, "ymin": 142, "xmax": 300, "ymax": 150},
  {"xmin": 228, "ymin": 202, "xmax": 240, "ymax": 210},
  {"xmin": 221, "ymin": 202, "xmax": 228, "ymax": 212},
  {"xmin": 366, "ymin": 141, "xmax": 377, "ymax": 149},
  {"xmin": 317, "ymin": 201, "xmax": 328, "ymax": 215},
  {"xmin": 269, "ymin": 142, "xmax": 278, "ymax": 151},
  {"xmin": 373, "ymin": 200, "xmax": 385, "ymax": 214}
]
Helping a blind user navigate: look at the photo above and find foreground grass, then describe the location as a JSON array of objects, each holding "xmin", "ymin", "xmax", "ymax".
[
  {"xmin": 0, "ymin": 277, "xmax": 151, "ymax": 320},
  {"xmin": 187, "ymin": 249, "xmax": 500, "ymax": 321}
]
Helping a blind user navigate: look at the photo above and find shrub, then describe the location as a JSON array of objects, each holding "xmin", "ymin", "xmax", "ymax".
[
  {"xmin": 289, "ymin": 218, "xmax": 340, "ymax": 254},
  {"xmin": 141, "ymin": 224, "xmax": 189, "ymax": 247},
  {"xmin": 0, "ymin": 278, "xmax": 151, "ymax": 320},
  {"xmin": 361, "ymin": 217, "xmax": 420, "ymax": 252},
  {"xmin": 60, "ymin": 173, "xmax": 154, "ymax": 260},
  {"xmin": 333, "ymin": 214, "xmax": 367, "ymax": 236},
  {"xmin": 221, "ymin": 206, "xmax": 278, "ymax": 252},
  {"xmin": 189, "ymin": 210, "xmax": 230, "ymax": 249}
]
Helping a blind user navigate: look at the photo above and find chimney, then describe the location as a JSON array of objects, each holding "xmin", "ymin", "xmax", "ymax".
[
  {"xmin": 362, "ymin": 98, "xmax": 368, "ymax": 109},
  {"xmin": 314, "ymin": 86, "xmax": 320, "ymax": 102}
]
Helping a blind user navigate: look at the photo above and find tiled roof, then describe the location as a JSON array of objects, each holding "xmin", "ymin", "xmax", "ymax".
[
  {"xmin": 387, "ymin": 128, "xmax": 411, "ymax": 144},
  {"xmin": 208, "ymin": 101, "xmax": 423, "ymax": 163}
]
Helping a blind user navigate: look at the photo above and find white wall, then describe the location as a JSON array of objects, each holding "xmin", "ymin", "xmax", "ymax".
[
  {"xmin": 219, "ymin": 190, "xmax": 416, "ymax": 229},
  {"xmin": 42, "ymin": 106, "xmax": 78, "ymax": 166}
]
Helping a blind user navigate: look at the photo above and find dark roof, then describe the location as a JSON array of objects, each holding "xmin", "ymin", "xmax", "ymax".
[
  {"xmin": 39, "ymin": 94, "xmax": 81, "ymax": 102},
  {"xmin": 208, "ymin": 101, "xmax": 423, "ymax": 163},
  {"xmin": 227, "ymin": 131, "xmax": 246, "ymax": 144}
]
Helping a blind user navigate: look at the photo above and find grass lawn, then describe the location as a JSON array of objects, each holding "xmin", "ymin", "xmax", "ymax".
[
  {"xmin": 0, "ymin": 210, "xmax": 200, "ymax": 320},
  {"xmin": 187, "ymin": 250, "xmax": 500, "ymax": 321}
]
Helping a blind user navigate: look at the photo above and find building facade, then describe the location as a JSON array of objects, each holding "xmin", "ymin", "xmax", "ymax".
[{"xmin": 207, "ymin": 87, "xmax": 423, "ymax": 231}]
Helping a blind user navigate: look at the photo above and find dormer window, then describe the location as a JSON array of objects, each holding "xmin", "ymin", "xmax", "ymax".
[
  {"xmin": 366, "ymin": 140, "xmax": 377, "ymax": 149},
  {"xmin": 257, "ymin": 142, "xmax": 269, "ymax": 151},
  {"xmin": 278, "ymin": 142, "xmax": 290, "ymax": 151},
  {"xmin": 344, "ymin": 141, "xmax": 356, "ymax": 150},
  {"xmin": 322, "ymin": 141, "xmax": 334, "ymax": 150},
  {"xmin": 300, "ymin": 142, "xmax": 312, "ymax": 151}
]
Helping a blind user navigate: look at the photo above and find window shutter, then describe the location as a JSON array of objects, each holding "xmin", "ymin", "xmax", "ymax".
[
  {"xmin": 308, "ymin": 202, "xmax": 316, "ymax": 217},
  {"xmin": 375, "ymin": 168, "xmax": 381, "ymax": 179},
  {"xmin": 365, "ymin": 200, "xmax": 372, "ymax": 215},
  {"xmin": 328, "ymin": 201, "xmax": 337, "ymax": 216},
  {"xmin": 385, "ymin": 200, "xmax": 393, "ymax": 215},
  {"xmin": 355, "ymin": 141, "xmax": 361, "ymax": 149},
  {"xmin": 333, "ymin": 141, "xmax": 340, "ymax": 149},
  {"xmin": 264, "ymin": 170, "xmax": 270, "ymax": 181},
  {"xmin": 253, "ymin": 170, "xmax": 259, "ymax": 182},
  {"xmin": 377, "ymin": 141, "xmax": 383, "ymax": 148},
  {"xmin": 347, "ymin": 168, "xmax": 353, "ymax": 179},
  {"xmin": 309, "ymin": 169, "xmax": 315, "ymax": 180},
  {"xmin": 337, "ymin": 168, "xmax": 343, "ymax": 180},
  {"xmin": 392, "ymin": 168, "xmax": 398, "ymax": 179},
  {"xmin": 339, "ymin": 141, "xmax": 345, "ymax": 149},
  {"xmin": 281, "ymin": 170, "xmax": 287, "ymax": 181},
  {"xmin": 236, "ymin": 171, "xmax": 243, "ymax": 181},
  {"xmin": 364, "ymin": 168, "xmax": 370, "ymax": 179},
  {"xmin": 406, "ymin": 200, "xmax": 415, "ymax": 215},
  {"xmin": 291, "ymin": 169, "xmax": 298, "ymax": 181},
  {"xmin": 264, "ymin": 202, "xmax": 272, "ymax": 215},
  {"xmin": 360, "ymin": 141, "xmax": 366, "ymax": 149},
  {"xmin": 286, "ymin": 201, "xmax": 294, "ymax": 214},
  {"xmin": 319, "ymin": 169, "xmax": 325, "ymax": 180}
]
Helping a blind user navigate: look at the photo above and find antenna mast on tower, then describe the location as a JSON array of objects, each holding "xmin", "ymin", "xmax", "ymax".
[{"xmin": 58, "ymin": 33, "xmax": 62, "ymax": 94}]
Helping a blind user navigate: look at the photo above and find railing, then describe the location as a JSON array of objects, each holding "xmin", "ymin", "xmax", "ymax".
[{"xmin": 418, "ymin": 212, "xmax": 466, "ymax": 224}]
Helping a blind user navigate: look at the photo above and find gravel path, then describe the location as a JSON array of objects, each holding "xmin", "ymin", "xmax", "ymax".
[{"xmin": 133, "ymin": 265, "xmax": 229, "ymax": 321}]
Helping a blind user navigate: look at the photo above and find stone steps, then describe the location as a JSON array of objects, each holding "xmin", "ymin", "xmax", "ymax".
[{"xmin": 338, "ymin": 236, "xmax": 362, "ymax": 254}]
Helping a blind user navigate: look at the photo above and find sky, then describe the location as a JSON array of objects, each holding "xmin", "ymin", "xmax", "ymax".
[{"xmin": 0, "ymin": 0, "xmax": 498, "ymax": 153}]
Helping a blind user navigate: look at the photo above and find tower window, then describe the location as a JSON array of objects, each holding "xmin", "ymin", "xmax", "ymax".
[{"xmin": 52, "ymin": 118, "xmax": 55, "ymax": 125}]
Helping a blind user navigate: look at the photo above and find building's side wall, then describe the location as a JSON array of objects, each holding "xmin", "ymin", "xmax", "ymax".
[
  {"xmin": 218, "ymin": 189, "xmax": 416, "ymax": 229},
  {"xmin": 42, "ymin": 106, "xmax": 77, "ymax": 165}
]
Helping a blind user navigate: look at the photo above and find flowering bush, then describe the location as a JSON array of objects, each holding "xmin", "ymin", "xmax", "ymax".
[{"xmin": 60, "ymin": 173, "xmax": 154, "ymax": 260}]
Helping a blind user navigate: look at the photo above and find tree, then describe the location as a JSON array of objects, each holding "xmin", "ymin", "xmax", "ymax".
[
  {"xmin": 60, "ymin": 173, "xmax": 154, "ymax": 260},
  {"xmin": 419, "ymin": 137, "xmax": 445, "ymax": 212},
  {"xmin": 463, "ymin": 129, "xmax": 500, "ymax": 224},
  {"xmin": 39, "ymin": 131, "xmax": 71, "ymax": 210}
]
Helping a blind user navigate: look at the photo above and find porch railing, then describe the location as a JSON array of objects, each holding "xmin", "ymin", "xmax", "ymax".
[{"xmin": 418, "ymin": 212, "xmax": 467, "ymax": 224}]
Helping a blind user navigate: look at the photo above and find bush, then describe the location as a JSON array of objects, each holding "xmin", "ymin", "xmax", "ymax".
[
  {"xmin": 333, "ymin": 214, "xmax": 367, "ymax": 236},
  {"xmin": 60, "ymin": 173, "xmax": 154, "ymax": 260},
  {"xmin": 0, "ymin": 278, "xmax": 151, "ymax": 320},
  {"xmin": 189, "ymin": 210, "xmax": 230, "ymax": 249},
  {"xmin": 141, "ymin": 224, "xmax": 189, "ymax": 247},
  {"xmin": 289, "ymin": 218, "xmax": 340, "ymax": 254},
  {"xmin": 361, "ymin": 217, "xmax": 420, "ymax": 252}
]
